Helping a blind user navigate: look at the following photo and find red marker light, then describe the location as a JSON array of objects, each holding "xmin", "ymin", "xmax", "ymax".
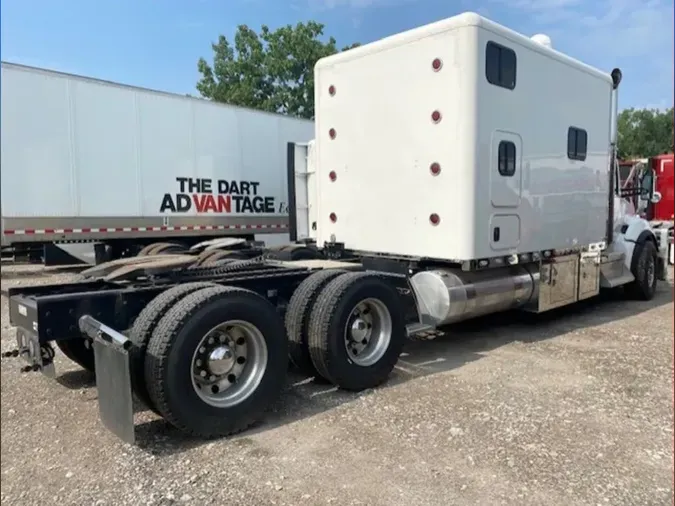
[
  {"xmin": 329, "ymin": 128, "xmax": 336, "ymax": 139},
  {"xmin": 429, "ymin": 213, "xmax": 440, "ymax": 225},
  {"xmin": 431, "ymin": 110, "xmax": 442, "ymax": 123},
  {"xmin": 329, "ymin": 213, "xmax": 338, "ymax": 223},
  {"xmin": 328, "ymin": 85, "xmax": 336, "ymax": 96},
  {"xmin": 329, "ymin": 171, "xmax": 337, "ymax": 181},
  {"xmin": 430, "ymin": 162, "xmax": 441, "ymax": 176},
  {"xmin": 432, "ymin": 58, "xmax": 443, "ymax": 71}
]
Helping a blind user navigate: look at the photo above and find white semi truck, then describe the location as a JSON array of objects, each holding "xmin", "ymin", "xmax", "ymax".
[
  {"xmin": 5, "ymin": 13, "xmax": 670, "ymax": 444},
  {"xmin": 0, "ymin": 62, "xmax": 314, "ymax": 265}
]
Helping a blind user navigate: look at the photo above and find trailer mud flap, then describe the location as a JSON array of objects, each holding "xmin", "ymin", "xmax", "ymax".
[{"xmin": 79, "ymin": 315, "xmax": 136, "ymax": 445}]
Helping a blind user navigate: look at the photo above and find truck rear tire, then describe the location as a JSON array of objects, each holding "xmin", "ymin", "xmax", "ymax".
[
  {"xmin": 307, "ymin": 272, "xmax": 406, "ymax": 391},
  {"xmin": 128, "ymin": 282, "xmax": 217, "ymax": 410},
  {"xmin": 625, "ymin": 240, "xmax": 658, "ymax": 300},
  {"xmin": 57, "ymin": 338, "xmax": 95, "ymax": 373},
  {"xmin": 285, "ymin": 269, "xmax": 347, "ymax": 375},
  {"xmin": 144, "ymin": 286, "xmax": 288, "ymax": 438}
]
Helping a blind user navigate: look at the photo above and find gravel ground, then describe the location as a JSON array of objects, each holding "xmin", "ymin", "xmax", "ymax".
[{"xmin": 1, "ymin": 263, "xmax": 673, "ymax": 506}]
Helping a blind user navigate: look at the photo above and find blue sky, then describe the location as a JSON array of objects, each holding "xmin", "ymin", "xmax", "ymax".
[{"xmin": 1, "ymin": 0, "xmax": 673, "ymax": 110}]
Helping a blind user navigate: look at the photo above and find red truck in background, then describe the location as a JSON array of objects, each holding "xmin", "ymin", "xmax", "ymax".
[
  {"xmin": 619, "ymin": 153, "xmax": 674, "ymax": 264},
  {"xmin": 647, "ymin": 154, "xmax": 674, "ymax": 221}
]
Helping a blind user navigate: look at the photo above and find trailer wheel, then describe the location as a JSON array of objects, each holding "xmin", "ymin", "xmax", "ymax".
[
  {"xmin": 128, "ymin": 282, "xmax": 218, "ymax": 410},
  {"xmin": 57, "ymin": 338, "xmax": 95, "ymax": 372},
  {"xmin": 307, "ymin": 272, "xmax": 406, "ymax": 391},
  {"xmin": 285, "ymin": 269, "xmax": 347, "ymax": 375},
  {"xmin": 144, "ymin": 286, "xmax": 288, "ymax": 438},
  {"xmin": 625, "ymin": 239, "xmax": 658, "ymax": 300}
]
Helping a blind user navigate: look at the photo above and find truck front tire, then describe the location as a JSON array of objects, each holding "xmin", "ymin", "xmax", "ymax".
[
  {"xmin": 307, "ymin": 272, "xmax": 406, "ymax": 391},
  {"xmin": 144, "ymin": 286, "xmax": 288, "ymax": 438},
  {"xmin": 625, "ymin": 239, "xmax": 658, "ymax": 300}
]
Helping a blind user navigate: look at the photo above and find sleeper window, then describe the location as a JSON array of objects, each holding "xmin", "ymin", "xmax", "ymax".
[
  {"xmin": 567, "ymin": 127, "xmax": 588, "ymax": 161},
  {"xmin": 486, "ymin": 41, "xmax": 517, "ymax": 90},
  {"xmin": 498, "ymin": 141, "xmax": 516, "ymax": 177}
]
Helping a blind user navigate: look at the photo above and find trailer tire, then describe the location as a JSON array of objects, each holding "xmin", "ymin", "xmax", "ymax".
[
  {"xmin": 285, "ymin": 269, "xmax": 347, "ymax": 375},
  {"xmin": 307, "ymin": 272, "xmax": 406, "ymax": 391},
  {"xmin": 144, "ymin": 286, "xmax": 288, "ymax": 439},
  {"xmin": 137, "ymin": 243, "xmax": 168, "ymax": 256},
  {"xmin": 625, "ymin": 239, "xmax": 658, "ymax": 300},
  {"xmin": 289, "ymin": 247, "xmax": 319, "ymax": 261},
  {"xmin": 137, "ymin": 242, "xmax": 186, "ymax": 257},
  {"xmin": 199, "ymin": 250, "xmax": 249, "ymax": 267},
  {"xmin": 128, "ymin": 282, "xmax": 218, "ymax": 410},
  {"xmin": 57, "ymin": 339, "xmax": 95, "ymax": 373},
  {"xmin": 151, "ymin": 242, "xmax": 188, "ymax": 255}
]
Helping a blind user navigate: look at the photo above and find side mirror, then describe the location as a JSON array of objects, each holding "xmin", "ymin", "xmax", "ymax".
[{"xmin": 651, "ymin": 191, "xmax": 662, "ymax": 204}]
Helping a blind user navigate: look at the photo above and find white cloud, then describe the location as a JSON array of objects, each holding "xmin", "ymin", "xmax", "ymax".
[{"xmin": 491, "ymin": 0, "xmax": 674, "ymax": 107}]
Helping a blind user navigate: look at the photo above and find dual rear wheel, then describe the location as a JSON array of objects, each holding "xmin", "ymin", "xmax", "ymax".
[
  {"xmin": 285, "ymin": 270, "xmax": 406, "ymax": 391},
  {"xmin": 132, "ymin": 269, "xmax": 404, "ymax": 438},
  {"xmin": 130, "ymin": 284, "xmax": 288, "ymax": 438},
  {"xmin": 59, "ymin": 269, "xmax": 405, "ymax": 439}
]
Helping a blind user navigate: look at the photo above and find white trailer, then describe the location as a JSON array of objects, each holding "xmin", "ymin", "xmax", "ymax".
[
  {"xmin": 0, "ymin": 62, "xmax": 314, "ymax": 264},
  {"xmin": 5, "ymin": 13, "xmax": 669, "ymax": 443}
]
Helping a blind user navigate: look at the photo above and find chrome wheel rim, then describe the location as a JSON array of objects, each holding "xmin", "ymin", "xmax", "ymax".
[
  {"xmin": 344, "ymin": 298, "xmax": 392, "ymax": 367},
  {"xmin": 190, "ymin": 320, "xmax": 268, "ymax": 408},
  {"xmin": 646, "ymin": 256, "xmax": 655, "ymax": 287}
]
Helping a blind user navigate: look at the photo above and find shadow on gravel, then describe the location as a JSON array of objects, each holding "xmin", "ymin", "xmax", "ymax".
[
  {"xmin": 0, "ymin": 265, "xmax": 87, "ymax": 280},
  {"xmin": 56, "ymin": 369, "xmax": 96, "ymax": 389},
  {"xmin": 123, "ymin": 281, "xmax": 673, "ymax": 456}
]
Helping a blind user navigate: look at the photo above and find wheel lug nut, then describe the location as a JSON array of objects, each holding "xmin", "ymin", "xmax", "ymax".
[
  {"xmin": 196, "ymin": 359, "xmax": 202, "ymax": 366},
  {"xmin": 199, "ymin": 370, "xmax": 207, "ymax": 377},
  {"xmin": 209, "ymin": 375, "xmax": 216, "ymax": 382},
  {"xmin": 199, "ymin": 347, "xmax": 206, "ymax": 354},
  {"xmin": 208, "ymin": 337, "xmax": 215, "ymax": 345},
  {"xmin": 219, "ymin": 335, "xmax": 227, "ymax": 343}
]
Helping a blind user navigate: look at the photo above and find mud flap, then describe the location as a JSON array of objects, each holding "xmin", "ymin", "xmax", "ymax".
[{"xmin": 80, "ymin": 315, "xmax": 136, "ymax": 445}]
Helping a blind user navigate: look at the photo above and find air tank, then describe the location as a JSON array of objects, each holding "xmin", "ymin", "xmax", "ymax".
[{"xmin": 409, "ymin": 265, "xmax": 540, "ymax": 327}]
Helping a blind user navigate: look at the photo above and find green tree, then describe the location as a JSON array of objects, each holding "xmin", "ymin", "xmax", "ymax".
[
  {"xmin": 197, "ymin": 22, "xmax": 359, "ymax": 119},
  {"xmin": 617, "ymin": 107, "xmax": 674, "ymax": 159}
]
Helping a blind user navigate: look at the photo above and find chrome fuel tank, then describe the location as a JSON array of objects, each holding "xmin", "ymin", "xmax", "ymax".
[{"xmin": 410, "ymin": 265, "xmax": 539, "ymax": 327}]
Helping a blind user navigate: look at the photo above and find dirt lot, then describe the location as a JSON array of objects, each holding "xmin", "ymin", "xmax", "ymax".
[{"xmin": 1, "ymin": 263, "xmax": 673, "ymax": 506}]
